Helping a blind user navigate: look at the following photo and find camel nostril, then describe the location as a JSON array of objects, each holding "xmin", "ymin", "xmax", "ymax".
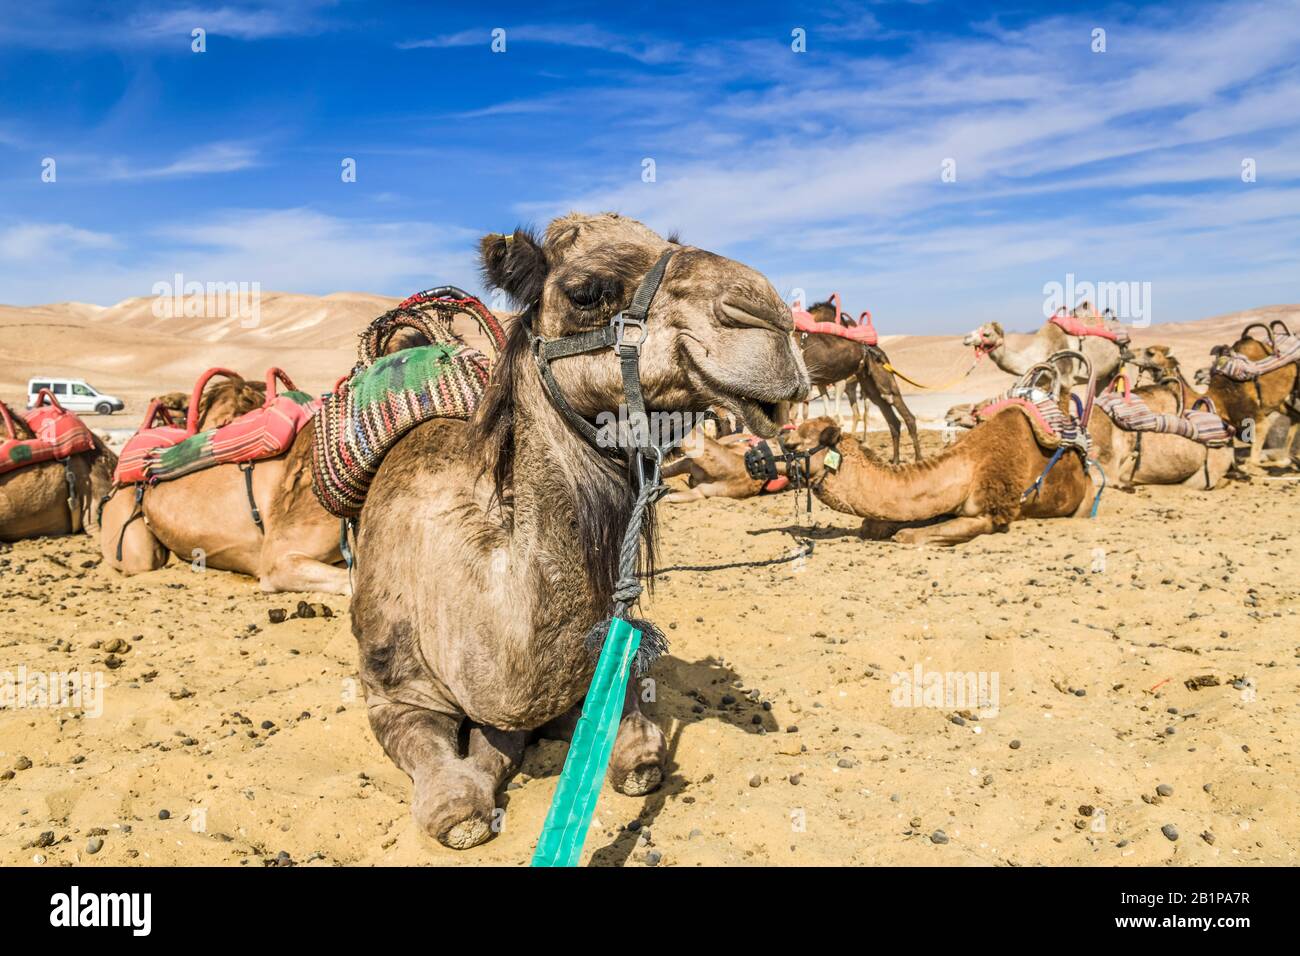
[{"xmin": 718, "ymin": 295, "xmax": 791, "ymax": 332}]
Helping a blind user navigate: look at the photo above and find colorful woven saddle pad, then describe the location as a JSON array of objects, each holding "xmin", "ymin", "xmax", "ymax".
[
  {"xmin": 974, "ymin": 389, "xmax": 1085, "ymax": 453},
  {"xmin": 1095, "ymin": 390, "xmax": 1233, "ymax": 447},
  {"xmin": 0, "ymin": 391, "xmax": 96, "ymax": 476},
  {"xmin": 1211, "ymin": 334, "xmax": 1300, "ymax": 381},
  {"xmin": 115, "ymin": 368, "xmax": 317, "ymax": 484},
  {"xmin": 310, "ymin": 287, "xmax": 505, "ymax": 519}
]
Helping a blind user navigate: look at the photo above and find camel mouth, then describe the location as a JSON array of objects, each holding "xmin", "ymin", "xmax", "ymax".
[{"xmin": 729, "ymin": 396, "xmax": 782, "ymax": 437}]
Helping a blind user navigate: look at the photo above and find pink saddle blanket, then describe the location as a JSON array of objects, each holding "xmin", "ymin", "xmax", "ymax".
[
  {"xmin": 115, "ymin": 368, "xmax": 317, "ymax": 484},
  {"xmin": 792, "ymin": 308, "xmax": 879, "ymax": 346},
  {"xmin": 1050, "ymin": 311, "xmax": 1130, "ymax": 346},
  {"xmin": 0, "ymin": 391, "xmax": 97, "ymax": 476}
]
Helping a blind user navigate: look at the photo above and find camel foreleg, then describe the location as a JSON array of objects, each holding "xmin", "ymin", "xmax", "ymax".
[{"xmin": 892, "ymin": 514, "xmax": 999, "ymax": 546}]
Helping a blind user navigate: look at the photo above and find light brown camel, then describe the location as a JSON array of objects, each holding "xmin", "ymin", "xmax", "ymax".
[
  {"xmin": 0, "ymin": 404, "xmax": 117, "ymax": 542},
  {"xmin": 99, "ymin": 374, "xmax": 348, "ymax": 594},
  {"xmin": 796, "ymin": 300, "xmax": 922, "ymax": 462},
  {"xmin": 1087, "ymin": 352, "xmax": 1233, "ymax": 491},
  {"xmin": 777, "ymin": 412, "xmax": 1092, "ymax": 545},
  {"xmin": 660, "ymin": 429, "xmax": 786, "ymax": 502},
  {"xmin": 963, "ymin": 307, "xmax": 1125, "ymax": 387},
  {"xmin": 349, "ymin": 213, "xmax": 808, "ymax": 849}
]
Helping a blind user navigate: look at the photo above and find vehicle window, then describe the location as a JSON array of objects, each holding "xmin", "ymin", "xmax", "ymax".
[
  {"xmin": 31, "ymin": 382, "xmax": 50, "ymax": 392},
  {"xmin": 73, "ymin": 384, "xmax": 93, "ymax": 396},
  {"xmin": 52, "ymin": 383, "xmax": 67, "ymax": 394}
]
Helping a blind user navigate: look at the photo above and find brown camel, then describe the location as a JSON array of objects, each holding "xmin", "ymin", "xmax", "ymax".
[
  {"xmin": 1143, "ymin": 336, "xmax": 1299, "ymax": 464},
  {"xmin": 0, "ymin": 404, "xmax": 117, "ymax": 542},
  {"xmin": 348, "ymin": 213, "xmax": 808, "ymax": 849},
  {"xmin": 963, "ymin": 307, "xmax": 1125, "ymax": 387},
  {"xmin": 796, "ymin": 300, "xmax": 922, "ymax": 463},
  {"xmin": 99, "ymin": 373, "xmax": 348, "ymax": 594},
  {"xmin": 777, "ymin": 412, "xmax": 1092, "ymax": 545}
]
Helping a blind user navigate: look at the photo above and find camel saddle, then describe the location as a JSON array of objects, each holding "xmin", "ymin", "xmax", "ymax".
[
  {"xmin": 0, "ymin": 390, "xmax": 96, "ymax": 476},
  {"xmin": 1211, "ymin": 333, "xmax": 1300, "ymax": 382},
  {"xmin": 1049, "ymin": 310, "xmax": 1131, "ymax": 347},
  {"xmin": 115, "ymin": 367, "xmax": 319, "ymax": 485},
  {"xmin": 1095, "ymin": 379, "xmax": 1233, "ymax": 447},
  {"xmin": 310, "ymin": 287, "xmax": 507, "ymax": 519},
  {"xmin": 792, "ymin": 291, "xmax": 879, "ymax": 346}
]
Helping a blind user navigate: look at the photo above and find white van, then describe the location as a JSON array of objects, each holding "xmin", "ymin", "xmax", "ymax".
[{"xmin": 27, "ymin": 377, "xmax": 126, "ymax": 415}]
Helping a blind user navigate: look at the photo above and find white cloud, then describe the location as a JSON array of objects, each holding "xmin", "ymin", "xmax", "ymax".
[{"xmin": 0, "ymin": 223, "xmax": 118, "ymax": 263}]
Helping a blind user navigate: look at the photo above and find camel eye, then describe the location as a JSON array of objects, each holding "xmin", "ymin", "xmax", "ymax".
[{"xmin": 563, "ymin": 275, "xmax": 622, "ymax": 310}]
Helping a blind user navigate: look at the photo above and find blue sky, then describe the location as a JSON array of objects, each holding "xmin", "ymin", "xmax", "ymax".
[{"xmin": 1, "ymin": 0, "xmax": 1298, "ymax": 331}]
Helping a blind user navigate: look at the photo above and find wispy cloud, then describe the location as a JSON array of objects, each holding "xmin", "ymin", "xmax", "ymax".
[{"xmin": 397, "ymin": 23, "xmax": 685, "ymax": 64}]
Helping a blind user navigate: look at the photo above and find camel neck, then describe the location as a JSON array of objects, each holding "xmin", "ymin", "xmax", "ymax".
[
  {"xmin": 507, "ymin": 350, "xmax": 637, "ymax": 615},
  {"xmin": 816, "ymin": 438, "xmax": 972, "ymax": 521}
]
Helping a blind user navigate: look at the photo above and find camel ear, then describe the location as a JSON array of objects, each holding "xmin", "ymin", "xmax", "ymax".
[
  {"xmin": 989, "ymin": 321, "xmax": 1003, "ymax": 335},
  {"xmin": 480, "ymin": 227, "xmax": 547, "ymax": 306},
  {"xmin": 819, "ymin": 422, "xmax": 842, "ymax": 447}
]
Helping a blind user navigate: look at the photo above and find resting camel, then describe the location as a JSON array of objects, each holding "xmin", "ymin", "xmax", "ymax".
[
  {"xmin": 1087, "ymin": 350, "xmax": 1233, "ymax": 490},
  {"xmin": 777, "ymin": 412, "xmax": 1091, "ymax": 545},
  {"xmin": 796, "ymin": 300, "xmax": 922, "ymax": 462},
  {"xmin": 349, "ymin": 212, "xmax": 808, "ymax": 849},
  {"xmin": 661, "ymin": 430, "xmax": 766, "ymax": 502},
  {"xmin": 0, "ymin": 405, "xmax": 117, "ymax": 542},
  {"xmin": 963, "ymin": 307, "xmax": 1125, "ymax": 387},
  {"xmin": 99, "ymin": 373, "xmax": 349, "ymax": 594},
  {"xmin": 1144, "ymin": 336, "xmax": 1299, "ymax": 464}
]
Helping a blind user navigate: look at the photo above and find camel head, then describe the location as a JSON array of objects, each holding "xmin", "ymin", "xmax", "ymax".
[
  {"xmin": 962, "ymin": 321, "xmax": 1004, "ymax": 352},
  {"xmin": 480, "ymin": 212, "xmax": 808, "ymax": 438},
  {"xmin": 195, "ymin": 376, "xmax": 265, "ymax": 430},
  {"xmin": 772, "ymin": 416, "xmax": 844, "ymax": 480}
]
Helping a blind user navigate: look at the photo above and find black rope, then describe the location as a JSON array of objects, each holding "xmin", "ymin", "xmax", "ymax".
[{"xmin": 648, "ymin": 539, "xmax": 814, "ymax": 576}]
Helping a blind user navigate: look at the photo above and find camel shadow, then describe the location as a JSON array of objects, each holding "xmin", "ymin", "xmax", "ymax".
[
  {"xmin": 509, "ymin": 653, "xmax": 777, "ymax": 867},
  {"xmin": 746, "ymin": 521, "xmax": 860, "ymax": 543}
]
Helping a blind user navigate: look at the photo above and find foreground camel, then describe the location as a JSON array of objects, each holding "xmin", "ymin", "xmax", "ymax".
[
  {"xmin": 0, "ymin": 406, "xmax": 117, "ymax": 542},
  {"xmin": 777, "ymin": 413, "xmax": 1091, "ymax": 545},
  {"xmin": 99, "ymin": 374, "xmax": 348, "ymax": 593},
  {"xmin": 350, "ymin": 213, "xmax": 808, "ymax": 849},
  {"xmin": 963, "ymin": 309, "xmax": 1125, "ymax": 386},
  {"xmin": 796, "ymin": 300, "xmax": 922, "ymax": 462}
]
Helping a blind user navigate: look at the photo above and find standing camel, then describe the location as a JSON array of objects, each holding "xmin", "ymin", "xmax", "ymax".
[
  {"xmin": 1, "ymin": 401, "xmax": 117, "ymax": 542},
  {"xmin": 795, "ymin": 299, "xmax": 922, "ymax": 463},
  {"xmin": 349, "ymin": 213, "xmax": 809, "ymax": 849},
  {"xmin": 963, "ymin": 308, "xmax": 1126, "ymax": 387},
  {"xmin": 99, "ymin": 373, "xmax": 349, "ymax": 594}
]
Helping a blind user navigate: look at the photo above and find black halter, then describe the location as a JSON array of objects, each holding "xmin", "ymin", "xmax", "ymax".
[
  {"xmin": 521, "ymin": 249, "xmax": 675, "ymax": 463},
  {"xmin": 743, "ymin": 435, "xmax": 831, "ymax": 514}
]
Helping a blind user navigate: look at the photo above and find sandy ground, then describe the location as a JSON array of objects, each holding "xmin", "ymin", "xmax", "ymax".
[{"xmin": 3, "ymin": 430, "xmax": 1297, "ymax": 867}]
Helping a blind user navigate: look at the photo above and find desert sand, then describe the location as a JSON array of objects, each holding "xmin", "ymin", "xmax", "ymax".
[{"xmin": 2, "ymin": 297, "xmax": 1298, "ymax": 866}]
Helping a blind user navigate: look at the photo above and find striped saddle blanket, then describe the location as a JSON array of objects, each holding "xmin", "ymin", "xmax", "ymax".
[
  {"xmin": 974, "ymin": 389, "xmax": 1086, "ymax": 453},
  {"xmin": 1095, "ymin": 391, "xmax": 1233, "ymax": 447},
  {"xmin": 0, "ymin": 392, "xmax": 97, "ymax": 476},
  {"xmin": 310, "ymin": 288, "xmax": 506, "ymax": 519},
  {"xmin": 1211, "ymin": 334, "xmax": 1300, "ymax": 381},
  {"xmin": 115, "ymin": 368, "xmax": 318, "ymax": 484}
]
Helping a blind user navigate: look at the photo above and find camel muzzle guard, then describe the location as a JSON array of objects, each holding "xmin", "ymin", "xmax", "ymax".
[{"xmin": 518, "ymin": 247, "xmax": 682, "ymax": 867}]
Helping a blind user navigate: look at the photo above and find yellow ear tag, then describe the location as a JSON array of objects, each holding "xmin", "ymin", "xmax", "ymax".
[{"xmin": 824, "ymin": 449, "xmax": 842, "ymax": 472}]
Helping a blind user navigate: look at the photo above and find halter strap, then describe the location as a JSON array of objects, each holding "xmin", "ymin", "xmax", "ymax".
[{"xmin": 524, "ymin": 249, "xmax": 675, "ymax": 460}]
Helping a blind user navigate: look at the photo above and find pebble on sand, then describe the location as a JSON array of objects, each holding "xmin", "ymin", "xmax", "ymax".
[
  {"xmin": 930, "ymin": 830, "xmax": 949, "ymax": 845},
  {"xmin": 1161, "ymin": 824, "xmax": 1179, "ymax": 842},
  {"xmin": 1156, "ymin": 784, "xmax": 1173, "ymax": 797},
  {"xmin": 86, "ymin": 837, "xmax": 104, "ymax": 854}
]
